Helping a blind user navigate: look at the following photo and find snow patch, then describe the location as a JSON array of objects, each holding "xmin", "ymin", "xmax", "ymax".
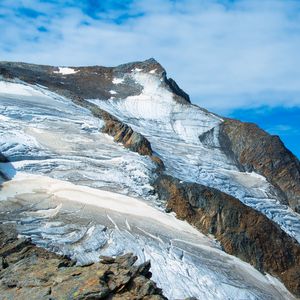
[
  {"xmin": 54, "ymin": 67, "xmax": 78, "ymax": 75},
  {"xmin": 112, "ymin": 78, "xmax": 124, "ymax": 84},
  {"xmin": 86, "ymin": 226, "xmax": 96, "ymax": 237}
]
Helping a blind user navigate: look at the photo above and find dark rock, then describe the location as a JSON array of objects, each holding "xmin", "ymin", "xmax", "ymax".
[
  {"xmin": 164, "ymin": 77, "xmax": 190, "ymax": 104},
  {"xmin": 0, "ymin": 256, "xmax": 8, "ymax": 270},
  {"xmin": 135, "ymin": 261, "xmax": 152, "ymax": 279},
  {"xmin": 0, "ymin": 152, "xmax": 10, "ymax": 180},
  {"xmin": 164, "ymin": 207, "xmax": 172, "ymax": 213},
  {"xmin": 0, "ymin": 153, "xmax": 9, "ymax": 163},
  {"xmin": 100, "ymin": 256, "xmax": 116, "ymax": 264},
  {"xmin": 102, "ymin": 114, "xmax": 153, "ymax": 156},
  {"xmin": 219, "ymin": 119, "xmax": 300, "ymax": 211}
]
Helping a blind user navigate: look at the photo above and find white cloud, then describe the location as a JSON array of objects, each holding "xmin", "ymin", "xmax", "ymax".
[
  {"xmin": 267, "ymin": 124, "xmax": 300, "ymax": 136},
  {"xmin": 1, "ymin": 0, "xmax": 300, "ymax": 113}
]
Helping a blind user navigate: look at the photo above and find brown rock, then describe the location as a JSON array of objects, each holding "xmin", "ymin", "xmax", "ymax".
[
  {"xmin": 0, "ymin": 224, "xmax": 167, "ymax": 300},
  {"xmin": 219, "ymin": 119, "xmax": 300, "ymax": 212}
]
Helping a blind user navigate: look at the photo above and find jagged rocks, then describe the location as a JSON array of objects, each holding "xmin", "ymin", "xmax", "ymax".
[
  {"xmin": 0, "ymin": 223, "xmax": 167, "ymax": 300},
  {"xmin": 1, "ymin": 58, "xmax": 299, "ymax": 298},
  {"xmin": 101, "ymin": 115, "xmax": 164, "ymax": 169},
  {"xmin": 153, "ymin": 175, "xmax": 300, "ymax": 297},
  {"xmin": 219, "ymin": 119, "xmax": 300, "ymax": 212},
  {"xmin": 101, "ymin": 112, "xmax": 153, "ymax": 156}
]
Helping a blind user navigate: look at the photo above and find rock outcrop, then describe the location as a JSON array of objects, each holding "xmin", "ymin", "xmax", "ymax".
[
  {"xmin": 154, "ymin": 175, "xmax": 300, "ymax": 297},
  {"xmin": 69, "ymin": 99, "xmax": 163, "ymax": 169},
  {"xmin": 0, "ymin": 223, "xmax": 167, "ymax": 300},
  {"xmin": 219, "ymin": 119, "xmax": 300, "ymax": 212},
  {"xmin": 0, "ymin": 153, "xmax": 8, "ymax": 163},
  {"xmin": 90, "ymin": 106, "xmax": 164, "ymax": 168}
]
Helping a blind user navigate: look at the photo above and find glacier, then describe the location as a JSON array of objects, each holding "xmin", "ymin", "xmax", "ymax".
[{"xmin": 0, "ymin": 77, "xmax": 298, "ymax": 299}]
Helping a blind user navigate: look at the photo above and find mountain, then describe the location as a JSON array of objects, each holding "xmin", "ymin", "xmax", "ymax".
[{"xmin": 0, "ymin": 59, "xmax": 299, "ymax": 299}]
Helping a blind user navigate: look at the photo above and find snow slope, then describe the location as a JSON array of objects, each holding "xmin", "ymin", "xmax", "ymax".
[{"xmin": 0, "ymin": 81, "xmax": 156, "ymax": 202}]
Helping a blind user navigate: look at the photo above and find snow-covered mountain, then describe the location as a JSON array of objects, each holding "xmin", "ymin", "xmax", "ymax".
[{"xmin": 0, "ymin": 59, "xmax": 299, "ymax": 299}]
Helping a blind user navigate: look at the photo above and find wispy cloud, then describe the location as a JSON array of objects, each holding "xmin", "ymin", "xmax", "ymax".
[{"xmin": 1, "ymin": 0, "xmax": 300, "ymax": 113}]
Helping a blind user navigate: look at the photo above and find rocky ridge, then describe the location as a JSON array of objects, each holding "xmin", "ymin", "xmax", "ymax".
[
  {"xmin": 0, "ymin": 223, "xmax": 167, "ymax": 300},
  {"xmin": 90, "ymin": 105, "xmax": 164, "ymax": 169}
]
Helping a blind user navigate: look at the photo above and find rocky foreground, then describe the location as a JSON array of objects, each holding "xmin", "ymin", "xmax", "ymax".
[{"xmin": 0, "ymin": 223, "xmax": 167, "ymax": 300}]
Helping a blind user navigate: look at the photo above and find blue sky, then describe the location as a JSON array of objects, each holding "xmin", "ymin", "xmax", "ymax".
[{"xmin": 0, "ymin": 0, "xmax": 299, "ymax": 157}]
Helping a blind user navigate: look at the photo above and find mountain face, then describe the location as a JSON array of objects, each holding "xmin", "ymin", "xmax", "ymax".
[
  {"xmin": 219, "ymin": 119, "xmax": 300, "ymax": 212},
  {"xmin": 0, "ymin": 59, "xmax": 299, "ymax": 299}
]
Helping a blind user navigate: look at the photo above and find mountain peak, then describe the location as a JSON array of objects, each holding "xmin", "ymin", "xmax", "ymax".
[{"xmin": 0, "ymin": 59, "xmax": 190, "ymax": 104}]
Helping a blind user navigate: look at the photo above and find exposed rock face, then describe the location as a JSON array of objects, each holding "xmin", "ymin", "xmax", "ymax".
[
  {"xmin": 92, "ymin": 107, "xmax": 148, "ymax": 154},
  {"xmin": 219, "ymin": 119, "xmax": 300, "ymax": 212},
  {"xmin": 154, "ymin": 175, "xmax": 300, "ymax": 297},
  {"xmin": 163, "ymin": 77, "xmax": 190, "ymax": 104},
  {"xmin": 101, "ymin": 117, "xmax": 164, "ymax": 169},
  {"xmin": 0, "ymin": 223, "xmax": 167, "ymax": 300}
]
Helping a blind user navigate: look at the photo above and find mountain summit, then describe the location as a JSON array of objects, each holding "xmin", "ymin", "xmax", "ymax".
[{"xmin": 0, "ymin": 59, "xmax": 299, "ymax": 299}]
